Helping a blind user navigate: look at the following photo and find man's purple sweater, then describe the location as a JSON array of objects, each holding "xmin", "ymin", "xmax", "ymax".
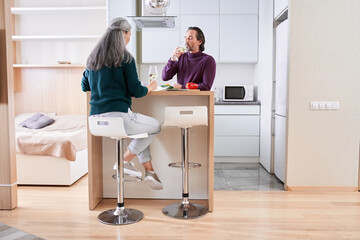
[{"xmin": 162, "ymin": 51, "xmax": 216, "ymax": 91}]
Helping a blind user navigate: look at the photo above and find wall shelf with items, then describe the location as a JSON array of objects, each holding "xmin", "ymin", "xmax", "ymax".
[
  {"xmin": 10, "ymin": 0, "xmax": 106, "ymax": 66},
  {"xmin": 13, "ymin": 64, "xmax": 86, "ymax": 68},
  {"xmin": 12, "ymin": 35, "xmax": 101, "ymax": 41},
  {"xmin": 10, "ymin": 0, "xmax": 106, "ymax": 115}
]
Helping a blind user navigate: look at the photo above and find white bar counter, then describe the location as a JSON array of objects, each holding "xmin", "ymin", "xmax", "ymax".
[{"xmin": 87, "ymin": 90, "xmax": 214, "ymax": 211}]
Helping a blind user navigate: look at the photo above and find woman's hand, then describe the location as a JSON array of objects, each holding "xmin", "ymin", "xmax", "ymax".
[{"xmin": 147, "ymin": 80, "xmax": 158, "ymax": 92}]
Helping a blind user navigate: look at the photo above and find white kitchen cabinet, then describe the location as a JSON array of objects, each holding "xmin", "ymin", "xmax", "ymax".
[
  {"xmin": 214, "ymin": 105, "xmax": 260, "ymax": 157},
  {"xmin": 180, "ymin": 15, "xmax": 219, "ymax": 62},
  {"xmin": 215, "ymin": 115, "xmax": 259, "ymax": 136},
  {"xmin": 274, "ymin": 0, "xmax": 288, "ymax": 19},
  {"xmin": 219, "ymin": 15, "xmax": 258, "ymax": 63},
  {"xmin": 215, "ymin": 137, "xmax": 259, "ymax": 156},
  {"xmin": 141, "ymin": 30, "xmax": 180, "ymax": 63},
  {"xmin": 142, "ymin": 0, "xmax": 258, "ymax": 63},
  {"xmin": 141, "ymin": 18, "xmax": 181, "ymax": 63},
  {"xmin": 180, "ymin": 0, "xmax": 219, "ymax": 15},
  {"xmin": 220, "ymin": 0, "xmax": 258, "ymax": 14}
]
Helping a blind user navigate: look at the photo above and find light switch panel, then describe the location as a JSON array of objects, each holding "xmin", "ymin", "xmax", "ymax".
[
  {"xmin": 310, "ymin": 102, "xmax": 318, "ymax": 109},
  {"xmin": 331, "ymin": 102, "xmax": 340, "ymax": 109},
  {"xmin": 310, "ymin": 101, "xmax": 340, "ymax": 110}
]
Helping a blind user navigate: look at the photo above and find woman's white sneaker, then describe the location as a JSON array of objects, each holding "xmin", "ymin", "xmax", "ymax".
[{"xmin": 144, "ymin": 170, "xmax": 163, "ymax": 190}]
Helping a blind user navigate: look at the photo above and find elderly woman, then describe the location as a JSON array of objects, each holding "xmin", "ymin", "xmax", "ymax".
[{"xmin": 81, "ymin": 17, "xmax": 162, "ymax": 190}]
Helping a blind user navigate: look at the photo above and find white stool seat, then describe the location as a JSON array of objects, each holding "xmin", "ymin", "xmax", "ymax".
[
  {"xmin": 88, "ymin": 116, "xmax": 147, "ymax": 225},
  {"xmin": 163, "ymin": 106, "xmax": 208, "ymax": 129},
  {"xmin": 88, "ymin": 117, "xmax": 148, "ymax": 140}
]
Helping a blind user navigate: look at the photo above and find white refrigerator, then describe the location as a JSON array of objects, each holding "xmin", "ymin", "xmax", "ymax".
[{"xmin": 274, "ymin": 19, "xmax": 288, "ymax": 183}]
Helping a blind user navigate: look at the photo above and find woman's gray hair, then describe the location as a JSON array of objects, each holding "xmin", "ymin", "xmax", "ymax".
[{"xmin": 86, "ymin": 17, "xmax": 133, "ymax": 71}]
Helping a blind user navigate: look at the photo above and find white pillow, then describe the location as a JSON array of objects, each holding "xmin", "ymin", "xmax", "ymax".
[{"xmin": 15, "ymin": 112, "xmax": 57, "ymax": 126}]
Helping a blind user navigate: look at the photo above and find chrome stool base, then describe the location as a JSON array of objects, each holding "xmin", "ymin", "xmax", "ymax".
[
  {"xmin": 162, "ymin": 203, "xmax": 208, "ymax": 219},
  {"xmin": 98, "ymin": 207, "xmax": 144, "ymax": 225}
]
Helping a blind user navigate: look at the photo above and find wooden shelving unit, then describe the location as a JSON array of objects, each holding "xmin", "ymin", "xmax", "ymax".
[
  {"xmin": 13, "ymin": 64, "xmax": 86, "ymax": 68},
  {"xmin": 12, "ymin": 35, "xmax": 101, "ymax": 41},
  {"xmin": 10, "ymin": 1, "xmax": 106, "ymax": 66},
  {"xmin": 10, "ymin": 0, "xmax": 106, "ymax": 115}
]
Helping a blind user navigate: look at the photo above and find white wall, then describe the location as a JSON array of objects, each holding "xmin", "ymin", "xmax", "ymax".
[
  {"xmin": 286, "ymin": 0, "xmax": 360, "ymax": 187},
  {"xmin": 254, "ymin": 0, "xmax": 274, "ymax": 172}
]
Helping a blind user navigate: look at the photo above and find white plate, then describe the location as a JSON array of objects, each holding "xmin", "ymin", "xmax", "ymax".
[{"xmin": 155, "ymin": 86, "xmax": 189, "ymax": 91}]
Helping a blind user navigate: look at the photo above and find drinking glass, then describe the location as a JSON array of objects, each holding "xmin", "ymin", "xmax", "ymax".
[
  {"xmin": 174, "ymin": 43, "xmax": 187, "ymax": 61},
  {"xmin": 149, "ymin": 65, "xmax": 158, "ymax": 82},
  {"xmin": 178, "ymin": 45, "xmax": 187, "ymax": 54}
]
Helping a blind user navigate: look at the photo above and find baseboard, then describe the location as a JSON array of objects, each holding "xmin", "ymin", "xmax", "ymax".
[
  {"xmin": 214, "ymin": 156, "xmax": 259, "ymax": 163},
  {"xmin": 287, "ymin": 186, "xmax": 358, "ymax": 192}
]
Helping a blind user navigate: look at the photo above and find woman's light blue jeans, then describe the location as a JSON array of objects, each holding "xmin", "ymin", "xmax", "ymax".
[{"xmin": 93, "ymin": 109, "xmax": 161, "ymax": 163}]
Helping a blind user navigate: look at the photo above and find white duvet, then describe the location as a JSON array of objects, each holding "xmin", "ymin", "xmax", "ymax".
[{"xmin": 15, "ymin": 113, "xmax": 87, "ymax": 161}]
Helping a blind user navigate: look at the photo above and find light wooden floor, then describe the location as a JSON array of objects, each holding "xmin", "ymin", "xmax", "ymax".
[{"xmin": 1, "ymin": 175, "xmax": 360, "ymax": 240}]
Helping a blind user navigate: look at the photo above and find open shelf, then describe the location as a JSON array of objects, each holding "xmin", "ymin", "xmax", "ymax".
[
  {"xmin": 12, "ymin": 35, "xmax": 101, "ymax": 41},
  {"xmin": 11, "ymin": 7, "xmax": 106, "ymax": 14},
  {"xmin": 13, "ymin": 64, "xmax": 86, "ymax": 68}
]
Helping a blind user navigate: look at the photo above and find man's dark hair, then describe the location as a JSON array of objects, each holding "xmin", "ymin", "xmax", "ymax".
[{"xmin": 187, "ymin": 26, "xmax": 205, "ymax": 52}]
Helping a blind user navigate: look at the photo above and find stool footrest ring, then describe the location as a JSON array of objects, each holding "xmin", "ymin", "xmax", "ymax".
[
  {"xmin": 112, "ymin": 174, "xmax": 142, "ymax": 182},
  {"xmin": 168, "ymin": 162, "xmax": 201, "ymax": 168}
]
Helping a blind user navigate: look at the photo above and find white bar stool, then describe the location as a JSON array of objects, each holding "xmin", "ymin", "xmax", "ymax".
[
  {"xmin": 88, "ymin": 116, "xmax": 148, "ymax": 225},
  {"xmin": 162, "ymin": 106, "xmax": 209, "ymax": 219}
]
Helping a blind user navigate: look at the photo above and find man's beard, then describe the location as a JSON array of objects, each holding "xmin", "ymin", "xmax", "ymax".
[{"xmin": 186, "ymin": 44, "xmax": 192, "ymax": 51}]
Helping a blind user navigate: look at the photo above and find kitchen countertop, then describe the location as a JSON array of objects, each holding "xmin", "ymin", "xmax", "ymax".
[
  {"xmin": 149, "ymin": 89, "xmax": 208, "ymax": 96},
  {"xmin": 215, "ymin": 100, "xmax": 261, "ymax": 105}
]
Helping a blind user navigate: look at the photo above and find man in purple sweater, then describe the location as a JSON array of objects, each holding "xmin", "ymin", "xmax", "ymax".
[{"xmin": 162, "ymin": 27, "xmax": 216, "ymax": 91}]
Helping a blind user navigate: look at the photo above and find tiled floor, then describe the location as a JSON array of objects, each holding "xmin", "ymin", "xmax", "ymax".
[{"xmin": 214, "ymin": 163, "xmax": 285, "ymax": 191}]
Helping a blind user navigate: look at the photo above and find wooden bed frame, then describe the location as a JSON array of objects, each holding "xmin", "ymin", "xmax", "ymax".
[{"xmin": 16, "ymin": 149, "xmax": 88, "ymax": 186}]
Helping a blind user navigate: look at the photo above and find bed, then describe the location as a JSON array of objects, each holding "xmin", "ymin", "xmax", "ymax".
[{"xmin": 15, "ymin": 113, "xmax": 88, "ymax": 186}]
